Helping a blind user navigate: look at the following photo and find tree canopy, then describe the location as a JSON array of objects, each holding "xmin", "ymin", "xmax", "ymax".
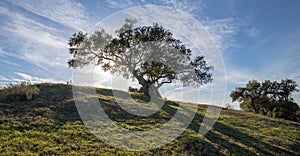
[
  {"xmin": 68, "ymin": 19, "xmax": 213, "ymax": 98},
  {"xmin": 230, "ymin": 79, "xmax": 299, "ymax": 121}
]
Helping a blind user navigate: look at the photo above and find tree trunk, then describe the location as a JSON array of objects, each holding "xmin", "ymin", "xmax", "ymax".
[
  {"xmin": 142, "ymin": 82, "xmax": 162, "ymax": 99},
  {"xmin": 132, "ymin": 70, "xmax": 162, "ymax": 99},
  {"xmin": 150, "ymin": 85, "xmax": 162, "ymax": 99},
  {"xmin": 250, "ymin": 98, "xmax": 259, "ymax": 114}
]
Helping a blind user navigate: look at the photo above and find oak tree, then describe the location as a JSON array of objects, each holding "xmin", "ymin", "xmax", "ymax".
[
  {"xmin": 68, "ymin": 19, "xmax": 213, "ymax": 98},
  {"xmin": 231, "ymin": 79, "xmax": 299, "ymax": 121}
]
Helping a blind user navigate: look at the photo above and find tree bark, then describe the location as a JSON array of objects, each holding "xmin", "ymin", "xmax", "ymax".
[
  {"xmin": 141, "ymin": 82, "xmax": 162, "ymax": 99},
  {"xmin": 132, "ymin": 70, "xmax": 162, "ymax": 99},
  {"xmin": 149, "ymin": 85, "xmax": 162, "ymax": 98},
  {"xmin": 250, "ymin": 98, "xmax": 259, "ymax": 114}
]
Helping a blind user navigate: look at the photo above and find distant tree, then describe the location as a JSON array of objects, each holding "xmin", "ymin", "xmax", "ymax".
[
  {"xmin": 230, "ymin": 80, "xmax": 266, "ymax": 113},
  {"xmin": 231, "ymin": 79, "xmax": 299, "ymax": 121},
  {"xmin": 68, "ymin": 19, "xmax": 213, "ymax": 98}
]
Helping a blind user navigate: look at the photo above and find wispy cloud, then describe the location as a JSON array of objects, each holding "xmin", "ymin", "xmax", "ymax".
[
  {"xmin": 0, "ymin": 47, "xmax": 21, "ymax": 67},
  {"xmin": 159, "ymin": 0, "xmax": 205, "ymax": 14},
  {"xmin": 0, "ymin": 59, "xmax": 20, "ymax": 67},
  {"xmin": 11, "ymin": 0, "xmax": 89, "ymax": 30},
  {"xmin": 0, "ymin": 6, "xmax": 71, "ymax": 68},
  {"xmin": 0, "ymin": 75, "xmax": 9, "ymax": 81},
  {"xmin": 247, "ymin": 27, "xmax": 259, "ymax": 38},
  {"xmin": 0, "ymin": 75, "xmax": 10, "ymax": 88},
  {"xmin": 154, "ymin": 1, "xmax": 241, "ymax": 51},
  {"xmin": 226, "ymin": 68, "xmax": 258, "ymax": 85},
  {"xmin": 0, "ymin": 72, "xmax": 65, "ymax": 87},
  {"xmin": 14, "ymin": 72, "xmax": 65, "ymax": 84},
  {"xmin": 0, "ymin": 47, "xmax": 13, "ymax": 57},
  {"xmin": 105, "ymin": 0, "xmax": 205, "ymax": 14},
  {"xmin": 202, "ymin": 17, "xmax": 243, "ymax": 50},
  {"xmin": 104, "ymin": 0, "xmax": 241, "ymax": 51},
  {"xmin": 106, "ymin": 0, "xmax": 141, "ymax": 9},
  {"xmin": 0, "ymin": 7, "xmax": 66, "ymax": 49}
]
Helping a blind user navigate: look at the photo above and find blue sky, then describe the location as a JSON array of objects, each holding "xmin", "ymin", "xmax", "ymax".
[{"xmin": 0, "ymin": 0, "xmax": 300, "ymax": 108}]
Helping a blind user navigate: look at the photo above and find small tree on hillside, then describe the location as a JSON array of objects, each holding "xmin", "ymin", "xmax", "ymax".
[
  {"xmin": 68, "ymin": 19, "xmax": 213, "ymax": 98},
  {"xmin": 230, "ymin": 80, "xmax": 267, "ymax": 113},
  {"xmin": 231, "ymin": 79, "xmax": 299, "ymax": 121}
]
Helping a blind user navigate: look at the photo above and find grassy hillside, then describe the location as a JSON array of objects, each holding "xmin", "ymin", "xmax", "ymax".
[{"xmin": 0, "ymin": 83, "xmax": 299, "ymax": 155}]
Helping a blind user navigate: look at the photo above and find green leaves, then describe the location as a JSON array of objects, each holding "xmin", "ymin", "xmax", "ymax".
[
  {"xmin": 230, "ymin": 79, "xmax": 299, "ymax": 121},
  {"xmin": 67, "ymin": 19, "xmax": 213, "ymax": 97}
]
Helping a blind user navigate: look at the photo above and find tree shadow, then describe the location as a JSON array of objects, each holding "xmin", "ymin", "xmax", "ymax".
[
  {"xmin": 4, "ymin": 84, "xmax": 294, "ymax": 155},
  {"xmin": 188, "ymin": 109, "xmax": 295, "ymax": 155},
  {"xmin": 157, "ymin": 103, "xmax": 255, "ymax": 155},
  {"xmin": 68, "ymin": 92, "xmax": 296, "ymax": 155},
  {"xmin": 51, "ymin": 88, "xmax": 223, "ymax": 155},
  {"xmin": 37, "ymin": 84, "xmax": 83, "ymax": 125}
]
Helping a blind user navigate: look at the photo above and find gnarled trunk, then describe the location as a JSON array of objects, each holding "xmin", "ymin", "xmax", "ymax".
[
  {"xmin": 250, "ymin": 98, "xmax": 259, "ymax": 114},
  {"xmin": 141, "ymin": 82, "xmax": 162, "ymax": 99},
  {"xmin": 132, "ymin": 70, "xmax": 162, "ymax": 99}
]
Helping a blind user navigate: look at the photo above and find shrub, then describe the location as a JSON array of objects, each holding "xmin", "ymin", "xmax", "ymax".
[
  {"xmin": 0, "ymin": 81, "xmax": 40, "ymax": 103},
  {"xmin": 128, "ymin": 86, "xmax": 144, "ymax": 94},
  {"xmin": 271, "ymin": 101, "xmax": 299, "ymax": 122},
  {"xmin": 128, "ymin": 86, "xmax": 138, "ymax": 92}
]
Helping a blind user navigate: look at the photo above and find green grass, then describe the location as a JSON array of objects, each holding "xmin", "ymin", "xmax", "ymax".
[{"xmin": 0, "ymin": 83, "xmax": 299, "ymax": 155}]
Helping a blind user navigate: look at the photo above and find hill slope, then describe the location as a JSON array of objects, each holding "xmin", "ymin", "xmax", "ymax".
[{"xmin": 0, "ymin": 83, "xmax": 299, "ymax": 155}]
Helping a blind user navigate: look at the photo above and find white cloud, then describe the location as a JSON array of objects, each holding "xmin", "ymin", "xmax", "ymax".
[
  {"xmin": 0, "ymin": 47, "xmax": 12, "ymax": 57},
  {"xmin": 104, "ymin": 1, "xmax": 240, "ymax": 51},
  {"xmin": 14, "ymin": 72, "xmax": 65, "ymax": 84},
  {"xmin": 202, "ymin": 17, "xmax": 243, "ymax": 50},
  {"xmin": 159, "ymin": 0, "xmax": 205, "ymax": 14},
  {"xmin": 247, "ymin": 27, "xmax": 259, "ymax": 38},
  {"xmin": 0, "ymin": 75, "xmax": 9, "ymax": 81},
  {"xmin": 11, "ymin": 0, "xmax": 89, "ymax": 30},
  {"xmin": 0, "ymin": 59, "xmax": 20, "ymax": 67},
  {"xmin": 0, "ymin": 72, "xmax": 65, "ymax": 88},
  {"xmin": 105, "ymin": 0, "xmax": 205, "ymax": 14},
  {"xmin": 0, "ymin": 6, "xmax": 65, "ymax": 49},
  {"xmin": 0, "ymin": 47, "xmax": 20, "ymax": 67},
  {"xmin": 226, "ymin": 69, "xmax": 258, "ymax": 85},
  {"xmin": 15, "ymin": 73, "xmax": 32, "ymax": 80},
  {"xmin": 106, "ymin": 0, "xmax": 140, "ymax": 9},
  {"xmin": 0, "ymin": 47, "xmax": 8, "ymax": 56},
  {"xmin": 0, "ymin": 6, "xmax": 70, "ymax": 68}
]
